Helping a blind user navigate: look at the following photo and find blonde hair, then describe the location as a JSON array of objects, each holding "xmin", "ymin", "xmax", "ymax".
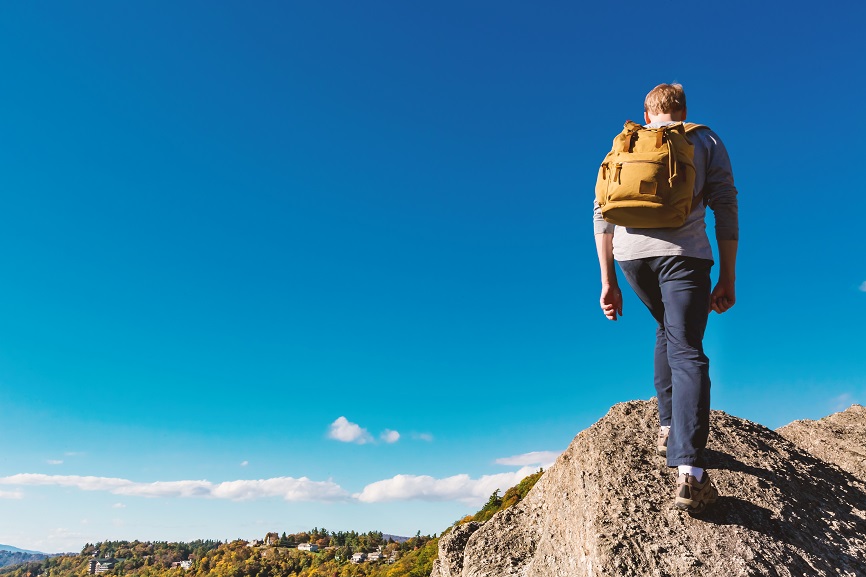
[{"xmin": 644, "ymin": 83, "xmax": 687, "ymax": 115}]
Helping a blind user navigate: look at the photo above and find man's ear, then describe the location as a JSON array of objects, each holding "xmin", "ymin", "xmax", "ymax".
[{"xmin": 644, "ymin": 111, "xmax": 651, "ymax": 124}]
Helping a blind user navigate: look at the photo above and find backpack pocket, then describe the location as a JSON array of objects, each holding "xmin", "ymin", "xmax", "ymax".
[{"xmin": 609, "ymin": 158, "xmax": 668, "ymax": 200}]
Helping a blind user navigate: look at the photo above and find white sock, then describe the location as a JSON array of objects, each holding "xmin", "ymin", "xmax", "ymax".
[
  {"xmin": 678, "ymin": 465, "xmax": 704, "ymax": 480},
  {"xmin": 660, "ymin": 425, "xmax": 670, "ymax": 432}
]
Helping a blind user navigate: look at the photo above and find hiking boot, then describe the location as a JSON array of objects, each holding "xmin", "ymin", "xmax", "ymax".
[
  {"xmin": 675, "ymin": 472, "xmax": 718, "ymax": 514},
  {"xmin": 657, "ymin": 427, "xmax": 669, "ymax": 457}
]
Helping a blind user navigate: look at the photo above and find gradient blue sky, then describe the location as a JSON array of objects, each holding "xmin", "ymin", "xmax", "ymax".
[{"xmin": 1, "ymin": 1, "xmax": 864, "ymax": 553}]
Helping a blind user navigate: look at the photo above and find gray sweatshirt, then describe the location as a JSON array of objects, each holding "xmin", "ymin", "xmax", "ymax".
[{"xmin": 593, "ymin": 121, "xmax": 739, "ymax": 262}]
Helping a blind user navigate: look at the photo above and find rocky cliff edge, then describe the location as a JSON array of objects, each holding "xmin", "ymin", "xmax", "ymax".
[
  {"xmin": 778, "ymin": 404, "xmax": 866, "ymax": 481},
  {"xmin": 431, "ymin": 400, "xmax": 866, "ymax": 577}
]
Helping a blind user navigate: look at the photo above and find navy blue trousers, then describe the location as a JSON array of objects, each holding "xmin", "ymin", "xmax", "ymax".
[{"xmin": 618, "ymin": 256, "xmax": 712, "ymax": 468}]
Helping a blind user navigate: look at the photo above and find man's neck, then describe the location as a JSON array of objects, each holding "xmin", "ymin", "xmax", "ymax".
[{"xmin": 645, "ymin": 111, "xmax": 686, "ymax": 123}]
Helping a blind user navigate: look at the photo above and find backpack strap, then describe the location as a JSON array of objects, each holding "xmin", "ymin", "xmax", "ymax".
[
  {"xmin": 684, "ymin": 123, "xmax": 709, "ymax": 211},
  {"xmin": 658, "ymin": 123, "xmax": 688, "ymax": 186}
]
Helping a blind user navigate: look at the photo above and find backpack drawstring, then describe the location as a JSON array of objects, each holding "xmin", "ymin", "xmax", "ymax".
[
  {"xmin": 666, "ymin": 130, "xmax": 678, "ymax": 186},
  {"xmin": 656, "ymin": 127, "xmax": 680, "ymax": 186},
  {"xmin": 668, "ymin": 137, "xmax": 677, "ymax": 186}
]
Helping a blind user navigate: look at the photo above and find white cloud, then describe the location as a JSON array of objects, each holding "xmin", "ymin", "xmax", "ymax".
[
  {"xmin": 114, "ymin": 480, "xmax": 218, "ymax": 498},
  {"xmin": 354, "ymin": 466, "xmax": 538, "ymax": 506},
  {"xmin": 112, "ymin": 503, "xmax": 126, "ymax": 509},
  {"xmin": 211, "ymin": 478, "xmax": 348, "ymax": 501},
  {"xmin": 0, "ymin": 489, "xmax": 23, "ymax": 499},
  {"xmin": 240, "ymin": 461, "xmax": 249, "ymax": 467},
  {"xmin": 64, "ymin": 451, "xmax": 85, "ymax": 457},
  {"xmin": 2, "ymin": 474, "xmax": 131, "ymax": 492},
  {"xmin": 327, "ymin": 416, "xmax": 373, "ymax": 444},
  {"xmin": 495, "ymin": 451, "xmax": 560, "ymax": 468},
  {"xmin": 859, "ymin": 281, "xmax": 866, "ymax": 292},
  {"xmin": 380, "ymin": 429, "xmax": 400, "ymax": 443},
  {"xmin": 46, "ymin": 460, "xmax": 64, "ymax": 465},
  {"xmin": 412, "ymin": 433, "xmax": 434, "ymax": 442},
  {"xmin": 0, "ymin": 474, "xmax": 349, "ymax": 502}
]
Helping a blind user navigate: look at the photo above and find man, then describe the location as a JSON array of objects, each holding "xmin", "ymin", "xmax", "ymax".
[{"xmin": 593, "ymin": 83, "xmax": 739, "ymax": 512}]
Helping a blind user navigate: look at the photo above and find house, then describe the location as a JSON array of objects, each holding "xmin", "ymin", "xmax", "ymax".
[
  {"xmin": 264, "ymin": 532, "xmax": 280, "ymax": 546},
  {"xmin": 171, "ymin": 560, "xmax": 193, "ymax": 569},
  {"xmin": 388, "ymin": 551, "xmax": 399, "ymax": 564},
  {"xmin": 367, "ymin": 551, "xmax": 384, "ymax": 562},
  {"xmin": 247, "ymin": 540, "xmax": 261, "ymax": 547},
  {"xmin": 351, "ymin": 552, "xmax": 367, "ymax": 563},
  {"xmin": 89, "ymin": 559, "xmax": 117, "ymax": 574},
  {"xmin": 297, "ymin": 543, "xmax": 318, "ymax": 552}
]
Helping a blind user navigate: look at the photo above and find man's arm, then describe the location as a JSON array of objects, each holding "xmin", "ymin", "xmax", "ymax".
[
  {"xmin": 700, "ymin": 130, "xmax": 739, "ymax": 315},
  {"xmin": 595, "ymin": 232, "xmax": 623, "ymax": 321},
  {"xmin": 711, "ymin": 239, "xmax": 737, "ymax": 313}
]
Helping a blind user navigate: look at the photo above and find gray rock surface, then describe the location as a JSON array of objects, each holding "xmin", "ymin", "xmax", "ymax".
[
  {"xmin": 431, "ymin": 522, "xmax": 481, "ymax": 577},
  {"xmin": 778, "ymin": 404, "xmax": 866, "ymax": 480},
  {"xmin": 434, "ymin": 400, "xmax": 866, "ymax": 577}
]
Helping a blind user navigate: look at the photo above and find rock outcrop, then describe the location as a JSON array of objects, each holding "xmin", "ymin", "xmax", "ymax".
[
  {"xmin": 431, "ymin": 400, "xmax": 866, "ymax": 577},
  {"xmin": 778, "ymin": 404, "xmax": 866, "ymax": 480}
]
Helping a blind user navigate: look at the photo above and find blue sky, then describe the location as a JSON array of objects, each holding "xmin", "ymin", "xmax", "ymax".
[{"xmin": 1, "ymin": 1, "xmax": 864, "ymax": 553}]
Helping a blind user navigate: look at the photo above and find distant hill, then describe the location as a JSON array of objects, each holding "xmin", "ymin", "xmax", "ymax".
[
  {"xmin": 381, "ymin": 534, "xmax": 409, "ymax": 543},
  {"xmin": 0, "ymin": 550, "xmax": 48, "ymax": 569},
  {"xmin": 0, "ymin": 547, "xmax": 42, "ymax": 556}
]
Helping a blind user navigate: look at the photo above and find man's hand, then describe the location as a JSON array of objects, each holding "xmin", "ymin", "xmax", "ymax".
[
  {"xmin": 710, "ymin": 278, "xmax": 736, "ymax": 314},
  {"xmin": 595, "ymin": 233, "xmax": 622, "ymax": 321},
  {"xmin": 711, "ymin": 239, "xmax": 738, "ymax": 314},
  {"xmin": 600, "ymin": 284, "xmax": 623, "ymax": 321}
]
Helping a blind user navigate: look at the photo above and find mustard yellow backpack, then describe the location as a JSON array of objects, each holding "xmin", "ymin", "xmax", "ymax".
[{"xmin": 595, "ymin": 121, "xmax": 706, "ymax": 228}]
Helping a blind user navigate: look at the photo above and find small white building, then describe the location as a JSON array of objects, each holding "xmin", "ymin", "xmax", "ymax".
[
  {"xmin": 367, "ymin": 551, "xmax": 384, "ymax": 562},
  {"xmin": 351, "ymin": 552, "xmax": 367, "ymax": 563},
  {"xmin": 93, "ymin": 560, "xmax": 117, "ymax": 574},
  {"xmin": 297, "ymin": 543, "xmax": 319, "ymax": 552}
]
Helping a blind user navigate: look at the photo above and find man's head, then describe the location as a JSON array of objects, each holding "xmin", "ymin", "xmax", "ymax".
[{"xmin": 644, "ymin": 83, "xmax": 687, "ymax": 123}]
